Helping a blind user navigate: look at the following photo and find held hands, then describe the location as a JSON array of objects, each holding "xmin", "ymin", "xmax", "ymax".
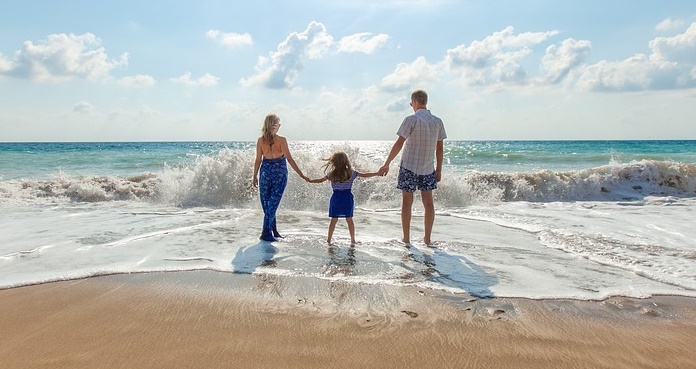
[{"xmin": 378, "ymin": 164, "xmax": 390, "ymax": 176}]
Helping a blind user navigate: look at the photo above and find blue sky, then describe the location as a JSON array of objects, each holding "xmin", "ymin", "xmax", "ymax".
[{"xmin": 2, "ymin": 0, "xmax": 696, "ymax": 141}]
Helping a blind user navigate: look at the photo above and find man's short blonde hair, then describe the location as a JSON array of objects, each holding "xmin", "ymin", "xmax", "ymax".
[{"xmin": 411, "ymin": 90, "xmax": 428, "ymax": 106}]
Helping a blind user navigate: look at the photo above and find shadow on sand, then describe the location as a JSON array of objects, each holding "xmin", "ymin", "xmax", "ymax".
[
  {"xmin": 403, "ymin": 244, "xmax": 498, "ymax": 298},
  {"xmin": 231, "ymin": 241, "xmax": 278, "ymax": 274}
]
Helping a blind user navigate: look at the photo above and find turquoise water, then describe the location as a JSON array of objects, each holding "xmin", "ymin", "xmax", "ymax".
[
  {"xmin": 2, "ymin": 140, "xmax": 695, "ymax": 180},
  {"xmin": 0, "ymin": 141, "xmax": 252, "ymax": 179},
  {"xmin": 444, "ymin": 140, "xmax": 696, "ymax": 172}
]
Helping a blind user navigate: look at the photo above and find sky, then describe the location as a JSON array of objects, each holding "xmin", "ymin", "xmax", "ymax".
[{"xmin": 1, "ymin": 0, "xmax": 696, "ymax": 142}]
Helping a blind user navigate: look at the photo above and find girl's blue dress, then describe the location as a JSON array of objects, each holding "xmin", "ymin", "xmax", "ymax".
[{"xmin": 328, "ymin": 171, "xmax": 358, "ymax": 218}]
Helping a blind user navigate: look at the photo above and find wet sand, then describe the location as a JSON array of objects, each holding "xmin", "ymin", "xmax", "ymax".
[{"xmin": 1, "ymin": 271, "xmax": 695, "ymax": 369}]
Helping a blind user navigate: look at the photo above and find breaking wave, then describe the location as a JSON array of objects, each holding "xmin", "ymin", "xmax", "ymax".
[{"xmin": 1, "ymin": 148, "xmax": 694, "ymax": 208}]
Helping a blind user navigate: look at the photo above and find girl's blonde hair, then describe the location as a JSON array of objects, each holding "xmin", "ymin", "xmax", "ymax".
[
  {"xmin": 323, "ymin": 151, "xmax": 353, "ymax": 182},
  {"xmin": 260, "ymin": 114, "xmax": 280, "ymax": 146}
]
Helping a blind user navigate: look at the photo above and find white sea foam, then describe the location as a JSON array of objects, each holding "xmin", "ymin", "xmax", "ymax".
[
  {"xmin": 1, "ymin": 197, "xmax": 694, "ymax": 299},
  {"xmin": 1, "ymin": 146, "xmax": 694, "ymax": 208}
]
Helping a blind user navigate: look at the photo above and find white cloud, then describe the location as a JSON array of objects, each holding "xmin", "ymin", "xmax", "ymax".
[
  {"xmin": 0, "ymin": 33, "xmax": 128, "ymax": 82},
  {"xmin": 577, "ymin": 56, "xmax": 657, "ymax": 91},
  {"xmin": 656, "ymin": 17, "xmax": 687, "ymax": 33},
  {"xmin": 368, "ymin": 23, "xmax": 696, "ymax": 95},
  {"xmin": 171, "ymin": 72, "xmax": 219, "ymax": 87},
  {"xmin": 577, "ymin": 55, "xmax": 692, "ymax": 91},
  {"xmin": 650, "ymin": 22, "xmax": 696, "ymax": 63},
  {"xmin": 338, "ymin": 33, "xmax": 389, "ymax": 54},
  {"xmin": 541, "ymin": 38, "xmax": 592, "ymax": 84},
  {"xmin": 206, "ymin": 30, "xmax": 253, "ymax": 48},
  {"xmin": 577, "ymin": 22, "xmax": 696, "ymax": 91},
  {"xmin": 445, "ymin": 26, "xmax": 559, "ymax": 85},
  {"xmin": 385, "ymin": 97, "xmax": 409, "ymax": 112},
  {"xmin": 73, "ymin": 101, "xmax": 95, "ymax": 114},
  {"xmin": 120, "ymin": 74, "xmax": 156, "ymax": 88},
  {"xmin": 304, "ymin": 23, "xmax": 335, "ymax": 59},
  {"xmin": 377, "ymin": 56, "xmax": 438, "ymax": 92},
  {"xmin": 0, "ymin": 53, "xmax": 12, "ymax": 72},
  {"xmin": 240, "ymin": 21, "xmax": 334, "ymax": 89}
]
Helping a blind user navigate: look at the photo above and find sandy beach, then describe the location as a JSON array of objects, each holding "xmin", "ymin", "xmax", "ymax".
[{"xmin": 1, "ymin": 271, "xmax": 695, "ymax": 369}]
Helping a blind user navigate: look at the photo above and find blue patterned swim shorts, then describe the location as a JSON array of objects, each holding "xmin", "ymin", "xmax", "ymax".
[{"xmin": 397, "ymin": 167, "xmax": 437, "ymax": 192}]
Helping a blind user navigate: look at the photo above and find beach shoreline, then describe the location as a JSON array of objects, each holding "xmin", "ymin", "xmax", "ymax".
[{"xmin": 1, "ymin": 271, "xmax": 695, "ymax": 369}]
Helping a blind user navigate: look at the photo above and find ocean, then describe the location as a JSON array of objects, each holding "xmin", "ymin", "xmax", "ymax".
[{"xmin": 1, "ymin": 140, "xmax": 695, "ymax": 300}]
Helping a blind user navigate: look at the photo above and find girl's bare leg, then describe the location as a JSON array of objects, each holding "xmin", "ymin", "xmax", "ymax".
[
  {"xmin": 346, "ymin": 217, "xmax": 355, "ymax": 244},
  {"xmin": 327, "ymin": 218, "xmax": 338, "ymax": 244}
]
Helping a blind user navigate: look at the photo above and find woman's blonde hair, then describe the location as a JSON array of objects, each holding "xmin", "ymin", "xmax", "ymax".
[
  {"xmin": 261, "ymin": 114, "xmax": 280, "ymax": 146},
  {"xmin": 323, "ymin": 151, "xmax": 353, "ymax": 183}
]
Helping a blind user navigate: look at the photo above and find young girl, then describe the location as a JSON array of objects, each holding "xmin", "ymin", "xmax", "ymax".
[{"xmin": 307, "ymin": 151, "xmax": 379, "ymax": 244}]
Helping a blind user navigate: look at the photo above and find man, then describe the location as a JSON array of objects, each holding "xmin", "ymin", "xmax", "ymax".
[{"xmin": 379, "ymin": 89, "xmax": 446, "ymax": 245}]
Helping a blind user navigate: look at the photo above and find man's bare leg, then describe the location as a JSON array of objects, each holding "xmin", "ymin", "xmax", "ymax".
[
  {"xmin": 421, "ymin": 190, "xmax": 435, "ymax": 245},
  {"xmin": 401, "ymin": 191, "xmax": 414, "ymax": 244}
]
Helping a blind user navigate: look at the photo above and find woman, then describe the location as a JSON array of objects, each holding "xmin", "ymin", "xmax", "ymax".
[{"xmin": 252, "ymin": 114, "xmax": 307, "ymax": 242}]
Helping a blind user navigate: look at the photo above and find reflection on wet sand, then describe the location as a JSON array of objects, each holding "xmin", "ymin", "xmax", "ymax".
[{"xmin": 323, "ymin": 245, "xmax": 356, "ymax": 276}]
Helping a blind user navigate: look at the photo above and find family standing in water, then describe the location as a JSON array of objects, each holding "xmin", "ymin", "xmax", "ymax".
[{"xmin": 252, "ymin": 89, "xmax": 447, "ymax": 246}]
